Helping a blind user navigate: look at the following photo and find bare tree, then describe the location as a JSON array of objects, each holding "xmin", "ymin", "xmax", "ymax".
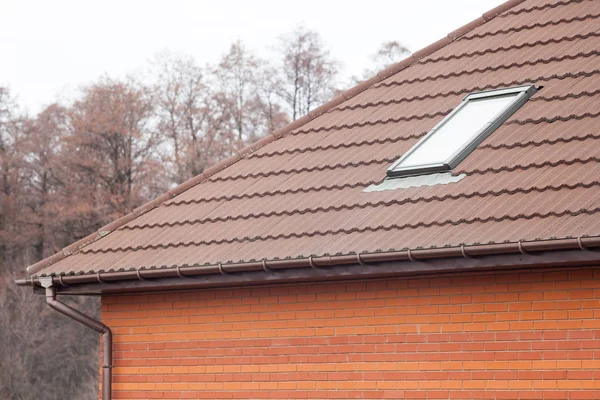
[
  {"xmin": 213, "ymin": 41, "xmax": 264, "ymax": 143},
  {"xmin": 19, "ymin": 104, "xmax": 69, "ymax": 263},
  {"xmin": 0, "ymin": 88, "xmax": 28, "ymax": 268},
  {"xmin": 65, "ymin": 77, "xmax": 164, "ymax": 221},
  {"xmin": 212, "ymin": 41, "xmax": 290, "ymax": 147},
  {"xmin": 371, "ymin": 40, "xmax": 410, "ymax": 71},
  {"xmin": 152, "ymin": 51, "xmax": 241, "ymax": 182},
  {"xmin": 152, "ymin": 51, "xmax": 209, "ymax": 181},
  {"xmin": 256, "ymin": 65, "xmax": 289, "ymax": 134},
  {"xmin": 277, "ymin": 26, "xmax": 339, "ymax": 120},
  {"xmin": 351, "ymin": 40, "xmax": 411, "ymax": 84},
  {"xmin": 0, "ymin": 273, "xmax": 99, "ymax": 400},
  {"xmin": 0, "ymin": 90, "xmax": 100, "ymax": 400}
]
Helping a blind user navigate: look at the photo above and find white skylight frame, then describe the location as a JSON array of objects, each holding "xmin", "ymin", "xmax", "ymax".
[{"xmin": 387, "ymin": 85, "xmax": 537, "ymax": 178}]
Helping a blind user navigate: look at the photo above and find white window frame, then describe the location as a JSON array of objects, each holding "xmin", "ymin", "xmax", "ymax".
[{"xmin": 387, "ymin": 85, "xmax": 537, "ymax": 178}]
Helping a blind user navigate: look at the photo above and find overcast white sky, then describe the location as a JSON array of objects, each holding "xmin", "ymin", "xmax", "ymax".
[{"xmin": 1, "ymin": 0, "xmax": 504, "ymax": 114}]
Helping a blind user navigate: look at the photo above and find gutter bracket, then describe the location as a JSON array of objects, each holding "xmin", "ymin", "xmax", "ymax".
[
  {"xmin": 518, "ymin": 241, "xmax": 530, "ymax": 256},
  {"xmin": 578, "ymin": 237, "xmax": 598, "ymax": 252}
]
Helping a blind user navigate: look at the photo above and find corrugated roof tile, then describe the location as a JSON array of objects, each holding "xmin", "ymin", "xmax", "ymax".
[{"xmin": 28, "ymin": 0, "xmax": 600, "ymax": 279}]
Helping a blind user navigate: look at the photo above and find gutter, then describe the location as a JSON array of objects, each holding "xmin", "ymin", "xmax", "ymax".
[
  {"xmin": 38, "ymin": 277, "xmax": 112, "ymax": 400},
  {"xmin": 17, "ymin": 236, "xmax": 600, "ymax": 289}
]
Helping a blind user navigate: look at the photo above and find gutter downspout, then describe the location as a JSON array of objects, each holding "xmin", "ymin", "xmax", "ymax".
[{"xmin": 38, "ymin": 277, "xmax": 112, "ymax": 400}]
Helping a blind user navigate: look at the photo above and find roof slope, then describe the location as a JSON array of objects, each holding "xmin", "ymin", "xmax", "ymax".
[{"xmin": 29, "ymin": 0, "xmax": 600, "ymax": 278}]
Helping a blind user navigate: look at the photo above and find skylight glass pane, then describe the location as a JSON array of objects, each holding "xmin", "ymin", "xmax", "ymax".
[
  {"xmin": 387, "ymin": 85, "xmax": 536, "ymax": 178},
  {"xmin": 399, "ymin": 94, "xmax": 517, "ymax": 167}
]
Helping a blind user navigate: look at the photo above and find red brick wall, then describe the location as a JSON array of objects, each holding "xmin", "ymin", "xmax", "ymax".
[{"xmin": 101, "ymin": 267, "xmax": 600, "ymax": 399}]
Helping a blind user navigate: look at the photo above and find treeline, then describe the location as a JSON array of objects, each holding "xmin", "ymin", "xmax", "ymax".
[{"xmin": 0, "ymin": 27, "xmax": 408, "ymax": 399}]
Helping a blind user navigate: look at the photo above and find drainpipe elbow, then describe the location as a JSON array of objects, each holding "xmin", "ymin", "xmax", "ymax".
[{"xmin": 37, "ymin": 276, "xmax": 112, "ymax": 400}]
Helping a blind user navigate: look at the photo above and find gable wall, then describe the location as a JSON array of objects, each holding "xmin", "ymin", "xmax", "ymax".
[{"xmin": 101, "ymin": 265, "xmax": 600, "ymax": 399}]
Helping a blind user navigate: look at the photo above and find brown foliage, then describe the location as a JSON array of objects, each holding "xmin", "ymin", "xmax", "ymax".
[
  {"xmin": 0, "ymin": 29, "xmax": 398, "ymax": 399},
  {"xmin": 0, "ymin": 88, "xmax": 29, "ymax": 264},
  {"xmin": 66, "ymin": 78, "xmax": 165, "ymax": 219},
  {"xmin": 0, "ymin": 89, "xmax": 103, "ymax": 399}
]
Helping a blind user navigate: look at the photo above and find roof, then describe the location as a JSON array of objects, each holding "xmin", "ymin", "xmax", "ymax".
[{"xmin": 20, "ymin": 0, "xmax": 600, "ymax": 290}]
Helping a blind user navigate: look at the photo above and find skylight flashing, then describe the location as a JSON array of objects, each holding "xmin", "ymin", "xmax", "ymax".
[{"xmin": 387, "ymin": 85, "xmax": 537, "ymax": 178}]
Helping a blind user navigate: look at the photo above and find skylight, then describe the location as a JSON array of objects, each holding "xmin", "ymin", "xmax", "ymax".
[{"xmin": 387, "ymin": 85, "xmax": 537, "ymax": 178}]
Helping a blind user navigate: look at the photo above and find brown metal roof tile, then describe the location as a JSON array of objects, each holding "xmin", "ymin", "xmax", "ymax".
[{"xmin": 25, "ymin": 0, "xmax": 600, "ymax": 282}]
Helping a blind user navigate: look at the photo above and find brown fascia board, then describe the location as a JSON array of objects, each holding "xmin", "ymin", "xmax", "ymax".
[
  {"xmin": 17, "ymin": 236, "xmax": 600, "ymax": 291},
  {"xmin": 24, "ymin": 0, "xmax": 525, "ymax": 277}
]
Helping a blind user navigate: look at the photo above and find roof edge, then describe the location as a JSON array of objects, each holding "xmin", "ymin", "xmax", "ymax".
[
  {"xmin": 25, "ymin": 0, "xmax": 526, "ymax": 276},
  {"xmin": 18, "ymin": 236, "xmax": 600, "ymax": 289}
]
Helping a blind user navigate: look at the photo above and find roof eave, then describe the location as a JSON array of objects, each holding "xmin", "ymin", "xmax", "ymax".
[{"xmin": 17, "ymin": 236, "xmax": 600, "ymax": 295}]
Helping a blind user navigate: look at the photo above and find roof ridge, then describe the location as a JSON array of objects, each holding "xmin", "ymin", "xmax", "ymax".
[{"xmin": 26, "ymin": 0, "xmax": 527, "ymax": 276}]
